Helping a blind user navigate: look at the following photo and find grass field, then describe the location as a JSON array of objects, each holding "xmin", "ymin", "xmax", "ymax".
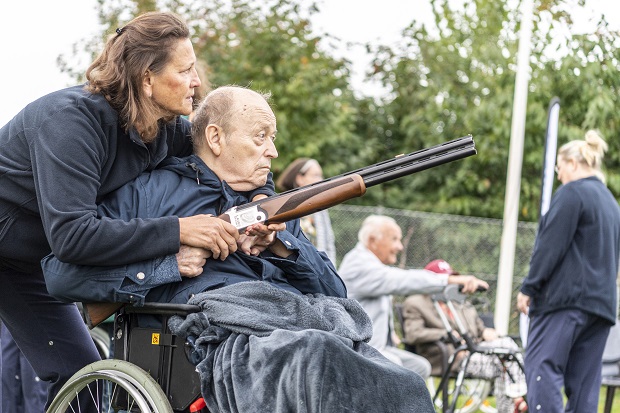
[
  {"xmin": 427, "ymin": 383, "xmax": 620, "ymax": 412},
  {"xmin": 478, "ymin": 389, "xmax": 620, "ymax": 413}
]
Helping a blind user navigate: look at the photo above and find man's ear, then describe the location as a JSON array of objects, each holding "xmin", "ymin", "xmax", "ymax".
[
  {"xmin": 205, "ymin": 124, "xmax": 223, "ymax": 156},
  {"xmin": 142, "ymin": 70, "xmax": 154, "ymax": 99}
]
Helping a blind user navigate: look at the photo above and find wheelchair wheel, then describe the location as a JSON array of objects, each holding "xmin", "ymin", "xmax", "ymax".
[
  {"xmin": 431, "ymin": 377, "xmax": 493, "ymax": 413},
  {"xmin": 47, "ymin": 359, "xmax": 172, "ymax": 413},
  {"xmin": 90, "ymin": 325, "xmax": 112, "ymax": 359}
]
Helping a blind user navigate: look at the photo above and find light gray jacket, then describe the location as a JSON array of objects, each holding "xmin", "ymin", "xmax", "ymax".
[{"xmin": 338, "ymin": 243, "xmax": 448, "ymax": 350}]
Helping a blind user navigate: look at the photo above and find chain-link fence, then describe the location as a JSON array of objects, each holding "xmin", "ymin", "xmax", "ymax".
[{"xmin": 328, "ymin": 204, "xmax": 538, "ymax": 336}]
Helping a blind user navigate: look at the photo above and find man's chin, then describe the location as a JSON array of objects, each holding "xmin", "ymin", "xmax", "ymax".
[{"xmin": 227, "ymin": 177, "xmax": 267, "ymax": 193}]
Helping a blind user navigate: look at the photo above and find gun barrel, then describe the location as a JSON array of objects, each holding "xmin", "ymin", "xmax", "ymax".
[
  {"xmin": 363, "ymin": 143, "xmax": 476, "ymax": 187},
  {"xmin": 338, "ymin": 135, "xmax": 475, "ymax": 181},
  {"xmin": 220, "ymin": 135, "xmax": 476, "ymax": 229}
]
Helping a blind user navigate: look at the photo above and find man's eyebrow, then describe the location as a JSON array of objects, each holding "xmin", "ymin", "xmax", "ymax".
[{"xmin": 253, "ymin": 120, "xmax": 276, "ymax": 131}]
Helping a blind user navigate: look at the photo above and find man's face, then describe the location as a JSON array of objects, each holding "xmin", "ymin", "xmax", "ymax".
[
  {"xmin": 216, "ymin": 92, "xmax": 278, "ymax": 191},
  {"xmin": 148, "ymin": 38, "xmax": 201, "ymax": 117},
  {"xmin": 368, "ymin": 222, "xmax": 403, "ymax": 265}
]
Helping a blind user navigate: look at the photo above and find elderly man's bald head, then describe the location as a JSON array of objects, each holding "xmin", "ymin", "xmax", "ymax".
[
  {"xmin": 191, "ymin": 86, "xmax": 272, "ymax": 152},
  {"xmin": 191, "ymin": 85, "xmax": 278, "ymax": 192}
]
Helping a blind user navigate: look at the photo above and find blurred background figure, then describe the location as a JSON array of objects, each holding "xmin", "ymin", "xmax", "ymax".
[
  {"xmin": 1, "ymin": 323, "xmax": 47, "ymax": 413},
  {"xmin": 338, "ymin": 215, "xmax": 488, "ymax": 381},
  {"xmin": 276, "ymin": 158, "xmax": 336, "ymax": 263},
  {"xmin": 402, "ymin": 259, "xmax": 526, "ymax": 413},
  {"xmin": 518, "ymin": 130, "xmax": 620, "ymax": 413}
]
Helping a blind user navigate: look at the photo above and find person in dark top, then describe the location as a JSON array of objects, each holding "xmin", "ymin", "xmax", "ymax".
[
  {"xmin": 517, "ymin": 130, "xmax": 620, "ymax": 413},
  {"xmin": 0, "ymin": 11, "xmax": 272, "ymax": 406},
  {"xmin": 276, "ymin": 158, "xmax": 337, "ymax": 264}
]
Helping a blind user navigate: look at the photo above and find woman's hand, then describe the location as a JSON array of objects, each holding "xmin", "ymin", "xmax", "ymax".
[
  {"xmin": 176, "ymin": 245, "xmax": 211, "ymax": 277},
  {"xmin": 517, "ymin": 292, "xmax": 530, "ymax": 315},
  {"xmin": 179, "ymin": 215, "xmax": 239, "ymax": 260}
]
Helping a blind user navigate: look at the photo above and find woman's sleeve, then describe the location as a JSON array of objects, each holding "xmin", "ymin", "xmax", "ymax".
[
  {"xmin": 521, "ymin": 187, "xmax": 581, "ymax": 296},
  {"xmin": 32, "ymin": 106, "xmax": 180, "ymax": 265}
]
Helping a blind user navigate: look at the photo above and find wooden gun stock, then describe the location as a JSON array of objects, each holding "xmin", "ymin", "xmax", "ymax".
[
  {"xmin": 82, "ymin": 301, "xmax": 124, "ymax": 329},
  {"xmin": 219, "ymin": 174, "xmax": 367, "ymax": 228}
]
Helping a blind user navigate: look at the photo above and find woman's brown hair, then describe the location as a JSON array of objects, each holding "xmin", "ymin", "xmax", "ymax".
[{"xmin": 85, "ymin": 11, "xmax": 190, "ymax": 141}]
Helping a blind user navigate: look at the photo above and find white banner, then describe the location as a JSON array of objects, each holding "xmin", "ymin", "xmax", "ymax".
[
  {"xmin": 539, "ymin": 97, "xmax": 560, "ymax": 217},
  {"xmin": 521, "ymin": 97, "xmax": 561, "ymax": 348}
]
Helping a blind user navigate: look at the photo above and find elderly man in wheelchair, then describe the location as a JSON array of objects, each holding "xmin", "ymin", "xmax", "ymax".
[
  {"xmin": 41, "ymin": 85, "xmax": 435, "ymax": 413},
  {"xmin": 401, "ymin": 260, "xmax": 527, "ymax": 413}
]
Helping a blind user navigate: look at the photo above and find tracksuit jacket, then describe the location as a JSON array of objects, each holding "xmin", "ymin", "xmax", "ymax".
[{"xmin": 520, "ymin": 176, "xmax": 620, "ymax": 324}]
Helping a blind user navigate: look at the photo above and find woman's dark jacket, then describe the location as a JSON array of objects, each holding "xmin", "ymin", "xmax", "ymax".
[
  {"xmin": 0, "ymin": 85, "xmax": 192, "ymax": 272},
  {"xmin": 0, "ymin": 85, "xmax": 274, "ymax": 273},
  {"xmin": 520, "ymin": 176, "xmax": 620, "ymax": 324}
]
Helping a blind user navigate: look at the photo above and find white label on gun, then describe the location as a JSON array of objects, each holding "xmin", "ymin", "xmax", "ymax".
[{"xmin": 224, "ymin": 206, "xmax": 267, "ymax": 229}]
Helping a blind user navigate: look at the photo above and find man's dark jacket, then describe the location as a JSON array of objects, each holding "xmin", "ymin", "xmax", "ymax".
[{"xmin": 42, "ymin": 155, "xmax": 346, "ymax": 305}]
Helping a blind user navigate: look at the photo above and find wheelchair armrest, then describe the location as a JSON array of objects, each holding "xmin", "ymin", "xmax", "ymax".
[
  {"xmin": 122, "ymin": 302, "xmax": 202, "ymax": 317},
  {"xmin": 82, "ymin": 302, "xmax": 203, "ymax": 329}
]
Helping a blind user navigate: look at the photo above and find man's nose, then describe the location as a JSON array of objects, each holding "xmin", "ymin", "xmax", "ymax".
[{"xmin": 266, "ymin": 139, "xmax": 278, "ymax": 158}]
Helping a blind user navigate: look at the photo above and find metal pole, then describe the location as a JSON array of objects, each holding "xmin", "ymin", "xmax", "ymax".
[{"xmin": 494, "ymin": 0, "xmax": 535, "ymax": 336}]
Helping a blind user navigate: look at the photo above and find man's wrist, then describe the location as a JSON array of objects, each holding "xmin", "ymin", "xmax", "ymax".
[{"xmin": 268, "ymin": 239, "xmax": 291, "ymax": 257}]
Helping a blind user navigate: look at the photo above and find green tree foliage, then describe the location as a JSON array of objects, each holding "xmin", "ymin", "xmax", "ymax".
[
  {"xmin": 67, "ymin": 0, "xmax": 620, "ymax": 220},
  {"xmin": 367, "ymin": 0, "xmax": 620, "ymax": 219},
  {"xmin": 185, "ymin": 0, "xmax": 364, "ymax": 177},
  {"xmin": 80, "ymin": 0, "xmax": 362, "ymax": 179}
]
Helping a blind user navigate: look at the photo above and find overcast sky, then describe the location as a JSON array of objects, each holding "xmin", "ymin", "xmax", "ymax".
[{"xmin": 0, "ymin": 0, "xmax": 615, "ymax": 126}]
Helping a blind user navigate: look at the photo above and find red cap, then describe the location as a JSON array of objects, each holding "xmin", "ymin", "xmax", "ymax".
[{"xmin": 425, "ymin": 259, "xmax": 457, "ymax": 275}]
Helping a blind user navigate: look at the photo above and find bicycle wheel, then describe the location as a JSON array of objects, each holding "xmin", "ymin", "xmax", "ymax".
[
  {"xmin": 47, "ymin": 359, "xmax": 173, "ymax": 413},
  {"xmin": 432, "ymin": 377, "xmax": 493, "ymax": 413}
]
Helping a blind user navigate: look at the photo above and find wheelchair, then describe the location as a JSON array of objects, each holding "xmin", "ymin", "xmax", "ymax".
[
  {"xmin": 47, "ymin": 302, "xmax": 207, "ymax": 413},
  {"xmin": 396, "ymin": 285, "xmax": 527, "ymax": 413}
]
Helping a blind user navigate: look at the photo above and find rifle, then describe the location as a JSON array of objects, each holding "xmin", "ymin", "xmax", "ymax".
[
  {"xmin": 83, "ymin": 135, "xmax": 476, "ymax": 327},
  {"xmin": 220, "ymin": 135, "xmax": 476, "ymax": 229}
]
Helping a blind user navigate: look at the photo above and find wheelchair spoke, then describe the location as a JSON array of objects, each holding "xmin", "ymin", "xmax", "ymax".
[{"xmin": 47, "ymin": 360, "xmax": 173, "ymax": 413}]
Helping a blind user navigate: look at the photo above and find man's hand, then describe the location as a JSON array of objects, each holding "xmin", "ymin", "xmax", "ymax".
[
  {"xmin": 447, "ymin": 275, "xmax": 489, "ymax": 293},
  {"xmin": 517, "ymin": 292, "xmax": 530, "ymax": 315},
  {"xmin": 178, "ymin": 215, "xmax": 239, "ymax": 260},
  {"xmin": 481, "ymin": 327, "xmax": 499, "ymax": 342},
  {"xmin": 176, "ymin": 245, "xmax": 211, "ymax": 277},
  {"xmin": 238, "ymin": 222, "xmax": 287, "ymax": 256}
]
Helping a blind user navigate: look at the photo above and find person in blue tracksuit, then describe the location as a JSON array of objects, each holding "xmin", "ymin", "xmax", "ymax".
[
  {"xmin": 42, "ymin": 85, "xmax": 347, "ymax": 307},
  {"xmin": 518, "ymin": 130, "xmax": 620, "ymax": 413},
  {"xmin": 0, "ymin": 12, "xmax": 272, "ymax": 407}
]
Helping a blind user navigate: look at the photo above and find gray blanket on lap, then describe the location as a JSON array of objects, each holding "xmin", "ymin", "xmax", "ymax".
[{"xmin": 168, "ymin": 281, "xmax": 434, "ymax": 413}]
